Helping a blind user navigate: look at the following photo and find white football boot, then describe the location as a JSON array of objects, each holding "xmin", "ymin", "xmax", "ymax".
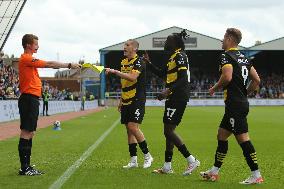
[
  {"xmin": 183, "ymin": 159, "xmax": 200, "ymax": 176},
  {"xmin": 239, "ymin": 175, "xmax": 264, "ymax": 184},
  {"xmin": 123, "ymin": 156, "xmax": 138, "ymax": 169},
  {"xmin": 143, "ymin": 153, "xmax": 154, "ymax": 168}
]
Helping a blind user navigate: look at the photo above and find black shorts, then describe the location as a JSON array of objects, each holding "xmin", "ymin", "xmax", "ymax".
[
  {"xmin": 18, "ymin": 93, "xmax": 40, "ymax": 132},
  {"xmin": 219, "ymin": 102, "xmax": 249, "ymax": 135},
  {"xmin": 163, "ymin": 100, "xmax": 187, "ymax": 126},
  {"xmin": 121, "ymin": 100, "xmax": 145, "ymax": 124}
]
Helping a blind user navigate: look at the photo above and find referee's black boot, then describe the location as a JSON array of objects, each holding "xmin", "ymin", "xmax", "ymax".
[{"xmin": 19, "ymin": 166, "xmax": 44, "ymax": 176}]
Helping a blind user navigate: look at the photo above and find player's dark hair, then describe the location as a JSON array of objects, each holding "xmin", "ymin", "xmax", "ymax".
[
  {"xmin": 22, "ymin": 34, "xmax": 38, "ymax": 49},
  {"xmin": 172, "ymin": 29, "xmax": 189, "ymax": 51},
  {"xmin": 226, "ymin": 28, "xmax": 242, "ymax": 45}
]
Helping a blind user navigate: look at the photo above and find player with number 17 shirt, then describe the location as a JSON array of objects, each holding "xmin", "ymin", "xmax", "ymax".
[{"xmin": 145, "ymin": 30, "xmax": 200, "ymax": 175}]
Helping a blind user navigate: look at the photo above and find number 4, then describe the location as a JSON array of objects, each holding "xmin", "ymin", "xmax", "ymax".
[{"xmin": 135, "ymin": 109, "xmax": 140, "ymax": 117}]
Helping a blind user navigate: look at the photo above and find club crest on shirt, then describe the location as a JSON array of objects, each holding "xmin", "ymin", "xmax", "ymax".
[{"xmin": 177, "ymin": 58, "xmax": 184, "ymax": 65}]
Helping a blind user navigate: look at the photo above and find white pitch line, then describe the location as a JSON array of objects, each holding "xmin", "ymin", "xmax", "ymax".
[{"xmin": 49, "ymin": 118, "xmax": 120, "ymax": 189}]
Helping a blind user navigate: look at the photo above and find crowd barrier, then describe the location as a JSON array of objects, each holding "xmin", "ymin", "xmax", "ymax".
[
  {"xmin": 0, "ymin": 100, "xmax": 98, "ymax": 123},
  {"xmin": 1, "ymin": 99, "xmax": 283, "ymax": 122},
  {"xmin": 145, "ymin": 99, "xmax": 284, "ymax": 106}
]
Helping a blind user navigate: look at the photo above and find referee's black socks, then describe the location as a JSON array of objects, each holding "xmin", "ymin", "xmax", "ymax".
[
  {"xmin": 27, "ymin": 139, "xmax": 32, "ymax": 166},
  {"xmin": 214, "ymin": 140, "xmax": 228, "ymax": 168},
  {"xmin": 240, "ymin": 140, "xmax": 259, "ymax": 171},
  {"xmin": 18, "ymin": 138, "xmax": 32, "ymax": 169}
]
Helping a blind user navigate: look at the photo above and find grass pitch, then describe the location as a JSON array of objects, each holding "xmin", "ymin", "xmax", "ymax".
[{"xmin": 0, "ymin": 106, "xmax": 283, "ymax": 189}]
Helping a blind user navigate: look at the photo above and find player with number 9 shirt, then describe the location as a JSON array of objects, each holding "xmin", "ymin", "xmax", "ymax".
[
  {"xmin": 200, "ymin": 28, "xmax": 264, "ymax": 184},
  {"xmin": 144, "ymin": 30, "xmax": 200, "ymax": 175}
]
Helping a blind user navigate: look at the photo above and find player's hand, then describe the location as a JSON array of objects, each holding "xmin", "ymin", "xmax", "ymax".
[
  {"xmin": 70, "ymin": 63, "xmax": 81, "ymax": 69},
  {"xmin": 143, "ymin": 51, "xmax": 150, "ymax": 63},
  {"xmin": 209, "ymin": 87, "xmax": 215, "ymax": 96},
  {"xmin": 157, "ymin": 88, "xmax": 171, "ymax": 101},
  {"xmin": 156, "ymin": 93, "xmax": 165, "ymax": 101},
  {"xmin": 117, "ymin": 101, "xmax": 122, "ymax": 112},
  {"xmin": 105, "ymin": 68, "xmax": 117, "ymax": 75}
]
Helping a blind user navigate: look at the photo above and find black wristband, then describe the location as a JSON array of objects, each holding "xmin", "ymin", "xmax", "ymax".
[{"xmin": 68, "ymin": 63, "xmax": 71, "ymax": 69}]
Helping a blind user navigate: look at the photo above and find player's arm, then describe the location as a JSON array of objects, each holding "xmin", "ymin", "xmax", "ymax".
[
  {"xmin": 209, "ymin": 64, "xmax": 233, "ymax": 96},
  {"xmin": 156, "ymin": 69, "xmax": 188, "ymax": 101},
  {"xmin": 247, "ymin": 66, "xmax": 260, "ymax": 95},
  {"xmin": 105, "ymin": 68, "xmax": 140, "ymax": 82},
  {"xmin": 24, "ymin": 56, "xmax": 81, "ymax": 69},
  {"xmin": 45, "ymin": 61, "xmax": 81, "ymax": 69},
  {"xmin": 146, "ymin": 62, "xmax": 166, "ymax": 78},
  {"xmin": 105, "ymin": 58, "xmax": 144, "ymax": 82},
  {"xmin": 118, "ymin": 98, "xmax": 122, "ymax": 112},
  {"xmin": 143, "ymin": 51, "xmax": 166, "ymax": 78}
]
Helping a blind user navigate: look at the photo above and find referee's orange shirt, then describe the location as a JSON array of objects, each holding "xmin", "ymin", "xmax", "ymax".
[{"xmin": 19, "ymin": 53, "xmax": 47, "ymax": 97}]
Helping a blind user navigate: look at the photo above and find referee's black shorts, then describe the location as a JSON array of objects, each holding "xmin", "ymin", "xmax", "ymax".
[
  {"xmin": 121, "ymin": 99, "xmax": 145, "ymax": 125},
  {"xmin": 18, "ymin": 93, "xmax": 40, "ymax": 132},
  {"xmin": 163, "ymin": 100, "xmax": 187, "ymax": 126}
]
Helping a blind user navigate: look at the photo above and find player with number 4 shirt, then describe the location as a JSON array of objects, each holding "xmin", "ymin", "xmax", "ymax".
[
  {"xmin": 201, "ymin": 28, "xmax": 264, "ymax": 184},
  {"xmin": 105, "ymin": 39, "xmax": 153, "ymax": 170},
  {"xmin": 144, "ymin": 30, "xmax": 200, "ymax": 175}
]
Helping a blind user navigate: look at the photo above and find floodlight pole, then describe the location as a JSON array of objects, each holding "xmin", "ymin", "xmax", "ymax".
[
  {"xmin": 99, "ymin": 50, "xmax": 108, "ymax": 105},
  {"xmin": 0, "ymin": 0, "xmax": 27, "ymax": 52}
]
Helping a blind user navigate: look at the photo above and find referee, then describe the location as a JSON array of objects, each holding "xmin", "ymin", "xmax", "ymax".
[{"xmin": 18, "ymin": 34, "xmax": 81, "ymax": 176}]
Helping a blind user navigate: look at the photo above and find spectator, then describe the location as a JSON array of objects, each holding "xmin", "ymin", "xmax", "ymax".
[
  {"xmin": 0, "ymin": 59, "xmax": 20, "ymax": 99},
  {"xmin": 106, "ymin": 71, "xmax": 284, "ymax": 99}
]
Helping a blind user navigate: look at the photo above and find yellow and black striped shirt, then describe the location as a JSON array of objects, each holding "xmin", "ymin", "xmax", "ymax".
[
  {"xmin": 166, "ymin": 49, "xmax": 190, "ymax": 101},
  {"xmin": 120, "ymin": 55, "xmax": 146, "ymax": 105}
]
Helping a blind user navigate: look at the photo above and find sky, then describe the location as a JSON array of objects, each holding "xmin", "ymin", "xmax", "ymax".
[{"xmin": 3, "ymin": 0, "xmax": 284, "ymax": 77}]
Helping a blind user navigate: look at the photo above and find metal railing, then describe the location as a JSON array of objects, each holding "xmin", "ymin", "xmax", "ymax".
[{"xmin": 105, "ymin": 91, "xmax": 224, "ymax": 99}]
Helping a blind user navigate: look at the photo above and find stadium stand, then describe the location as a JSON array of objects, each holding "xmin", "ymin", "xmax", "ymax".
[
  {"xmin": 106, "ymin": 72, "xmax": 284, "ymax": 99},
  {"xmin": 0, "ymin": 57, "xmax": 19, "ymax": 99},
  {"xmin": 100, "ymin": 27, "xmax": 284, "ymax": 101}
]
